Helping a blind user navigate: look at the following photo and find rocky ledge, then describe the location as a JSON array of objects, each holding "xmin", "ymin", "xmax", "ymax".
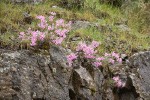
[{"xmin": 0, "ymin": 46, "xmax": 150, "ymax": 100}]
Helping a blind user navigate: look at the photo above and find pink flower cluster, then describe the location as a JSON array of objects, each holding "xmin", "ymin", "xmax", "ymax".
[
  {"xmin": 93, "ymin": 57, "xmax": 105, "ymax": 67},
  {"xmin": 104, "ymin": 52, "xmax": 122, "ymax": 64},
  {"xmin": 113, "ymin": 76, "xmax": 125, "ymax": 88},
  {"xmin": 36, "ymin": 15, "xmax": 48, "ymax": 29},
  {"xmin": 76, "ymin": 41, "xmax": 99, "ymax": 59},
  {"xmin": 19, "ymin": 12, "xmax": 123, "ymax": 69},
  {"xmin": 66, "ymin": 41, "xmax": 122, "ymax": 67},
  {"xmin": 92, "ymin": 61, "xmax": 102, "ymax": 67},
  {"xmin": 75, "ymin": 41, "xmax": 104, "ymax": 67},
  {"xmin": 67, "ymin": 53, "xmax": 77, "ymax": 66},
  {"xmin": 19, "ymin": 30, "xmax": 46, "ymax": 46},
  {"xmin": 19, "ymin": 12, "xmax": 71, "ymax": 46}
]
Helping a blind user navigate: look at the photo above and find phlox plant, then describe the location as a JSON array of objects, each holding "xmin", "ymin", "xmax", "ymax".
[
  {"xmin": 19, "ymin": 12, "xmax": 71, "ymax": 46},
  {"xmin": 66, "ymin": 41, "xmax": 123, "ymax": 88},
  {"xmin": 67, "ymin": 41, "xmax": 122, "ymax": 67}
]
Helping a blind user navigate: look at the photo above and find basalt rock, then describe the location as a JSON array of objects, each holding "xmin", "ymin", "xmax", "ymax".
[
  {"xmin": 111, "ymin": 51, "xmax": 150, "ymax": 100},
  {"xmin": 128, "ymin": 51, "xmax": 150, "ymax": 100},
  {"xmin": 0, "ymin": 46, "xmax": 104, "ymax": 100},
  {"xmin": 0, "ymin": 46, "xmax": 150, "ymax": 100}
]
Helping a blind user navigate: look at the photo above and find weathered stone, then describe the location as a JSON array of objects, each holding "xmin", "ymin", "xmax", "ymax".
[
  {"xmin": 116, "ymin": 24, "xmax": 130, "ymax": 32},
  {"xmin": 69, "ymin": 66, "xmax": 99, "ymax": 100},
  {"xmin": 0, "ymin": 47, "xmax": 150, "ymax": 100},
  {"xmin": 128, "ymin": 51, "xmax": 150, "ymax": 100},
  {"xmin": 111, "ymin": 51, "xmax": 150, "ymax": 100},
  {"xmin": 0, "ymin": 46, "xmax": 104, "ymax": 100},
  {"xmin": 0, "ymin": 47, "xmax": 72, "ymax": 100},
  {"xmin": 71, "ymin": 21, "xmax": 101, "ymax": 31}
]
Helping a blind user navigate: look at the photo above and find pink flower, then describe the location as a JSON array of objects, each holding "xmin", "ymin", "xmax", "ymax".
[
  {"xmin": 55, "ymin": 29, "xmax": 60, "ymax": 35},
  {"xmin": 62, "ymin": 29, "xmax": 69, "ymax": 34},
  {"xmin": 67, "ymin": 53, "xmax": 77, "ymax": 66},
  {"xmin": 112, "ymin": 52, "xmax": 119, "ymax": 59},
  {"xmin": 55, "ymin": 29, "xmax": 61, "ymax": 34},
  {"xmin": 50, "ymin": 12, "xmax": 56, "ymax": 16},
  {"xmin": 97, "ymin": 57, "xmax": 105, "ymax": 61},
  {"xmin": 52, "ymin": 37, "xmax": 64, "ymax": 45},
  {"xmin": 113, "ymin": 76, "xmax": 119, "ymax": 81},
  {"xmin": 32, "ymin": 31, "xmax": 38, "ymax": 36},
  {"xmin": 93, "ymin": 62, "xmax": 102, "ymax": 67},
  {"xmin": 30, "ymin": 31, "xmax": 38, "ymax": 46},
  {"xmin": 76, "ymin": 42, "xmax": 87, "ymax": 51},
  {"xmin": 109, "ymin": 58, "xmax": 115, "ymax": 64},
  {"xmin": 38, "ymin": 32, "xmax": 45, "ymax": 41},
  {"xmin": 19, "ymin": 32, "xmax": 25, "ymax": 39},
  {"xmin": 84, "ymin": 55, "xmax": 95, "ymax": 59},
  {"xmin": 90, "ymin": 41, "xmax": 100, "ymax": 48},
  {"xmin": 38, "ymin": 21, "xmax": 48, "ymax": 29},
  {"xmin": 30, "ymin": 40, "xmax": 36, "ymax": 46},
  {"xmin": 49, "ymin": 16, "xmax": 54, "ymax": 22},
  {"xmin": 19, "ymin": 14, "xmax": 72, "ymax": 48},
  {"xmin": 105, "ymin": 53, "xmax": 111, "ymax": 56},
  {"xmin": 56, "ymin": 19, "xmax": 64, "ymax": 27},
  {"xmin": 67, "ymin": 53, "xmax": 77, "ymax": 61},
  {"xmin": 117, "ymin": 58, "xmax": 122, "ymax": 63},
  {"xmin": 113, "ymin": 76, "xmax": 125, "ymax": 88},
  {"xmin": 36, "ymin": 15, "xmax": 45, "ymax": 21},
  {"xmin": 83, "ymin": 46, "xmax": 95, "ymax": 58},
  {"xmin": 116, "ymin": 80, "xmax": 122, "ymax": 87},
  {"xmin": 30, "ymin": 36, "xmax": 37, "ymax": 46},
  {"xmin": 48, "ymin": 25, "xmax": 54, "ymax": 31},
  {"xmin": 37, "ymin": 15, "xmax": 48, "ymax": 29},
  {"xmin": 55, "ymin": 29, "xmax": 68, "ymax": 38},
  {"xmin": 76, "ymin": 41, "xmax": 99, "ymax": 58}
]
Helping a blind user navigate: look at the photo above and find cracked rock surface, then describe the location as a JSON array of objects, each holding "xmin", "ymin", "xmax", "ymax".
[{"xmin": 0, "ymin": 46, "xmax": 150, "ymax": 100}]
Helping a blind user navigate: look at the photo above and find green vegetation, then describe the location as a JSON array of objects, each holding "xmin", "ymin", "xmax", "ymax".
[{"xmin": 0, "ymin": 0, "xmax": 149, "ymax": 55}]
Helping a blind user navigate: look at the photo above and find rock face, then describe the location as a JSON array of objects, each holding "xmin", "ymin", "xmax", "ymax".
[
  {"xmin": 128, "ymin": 51, "xmax": 150, "ymax": 100},
  {"xmin": 0, "ymin": 46, "xmax": 104, "ymax": 100},
  {"xmin": 0, "ymin": 46, "xmax": 150, "ymax": 100},
  {"xmin": 111, "ymin": 51, "xmax": 150, "ymax": 100}
]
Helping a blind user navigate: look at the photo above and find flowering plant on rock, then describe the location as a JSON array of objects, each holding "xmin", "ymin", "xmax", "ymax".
[
  {"xmin": 19, "ymin": 12, "xmax": 71, "ymax": 47},
  {"xmin": 19, "ymin": 12, "xmax": 124, "ymax": 90},
  {"xmin": 67, "ymin": 41, "xmax": 122, "ymax": 67}
]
